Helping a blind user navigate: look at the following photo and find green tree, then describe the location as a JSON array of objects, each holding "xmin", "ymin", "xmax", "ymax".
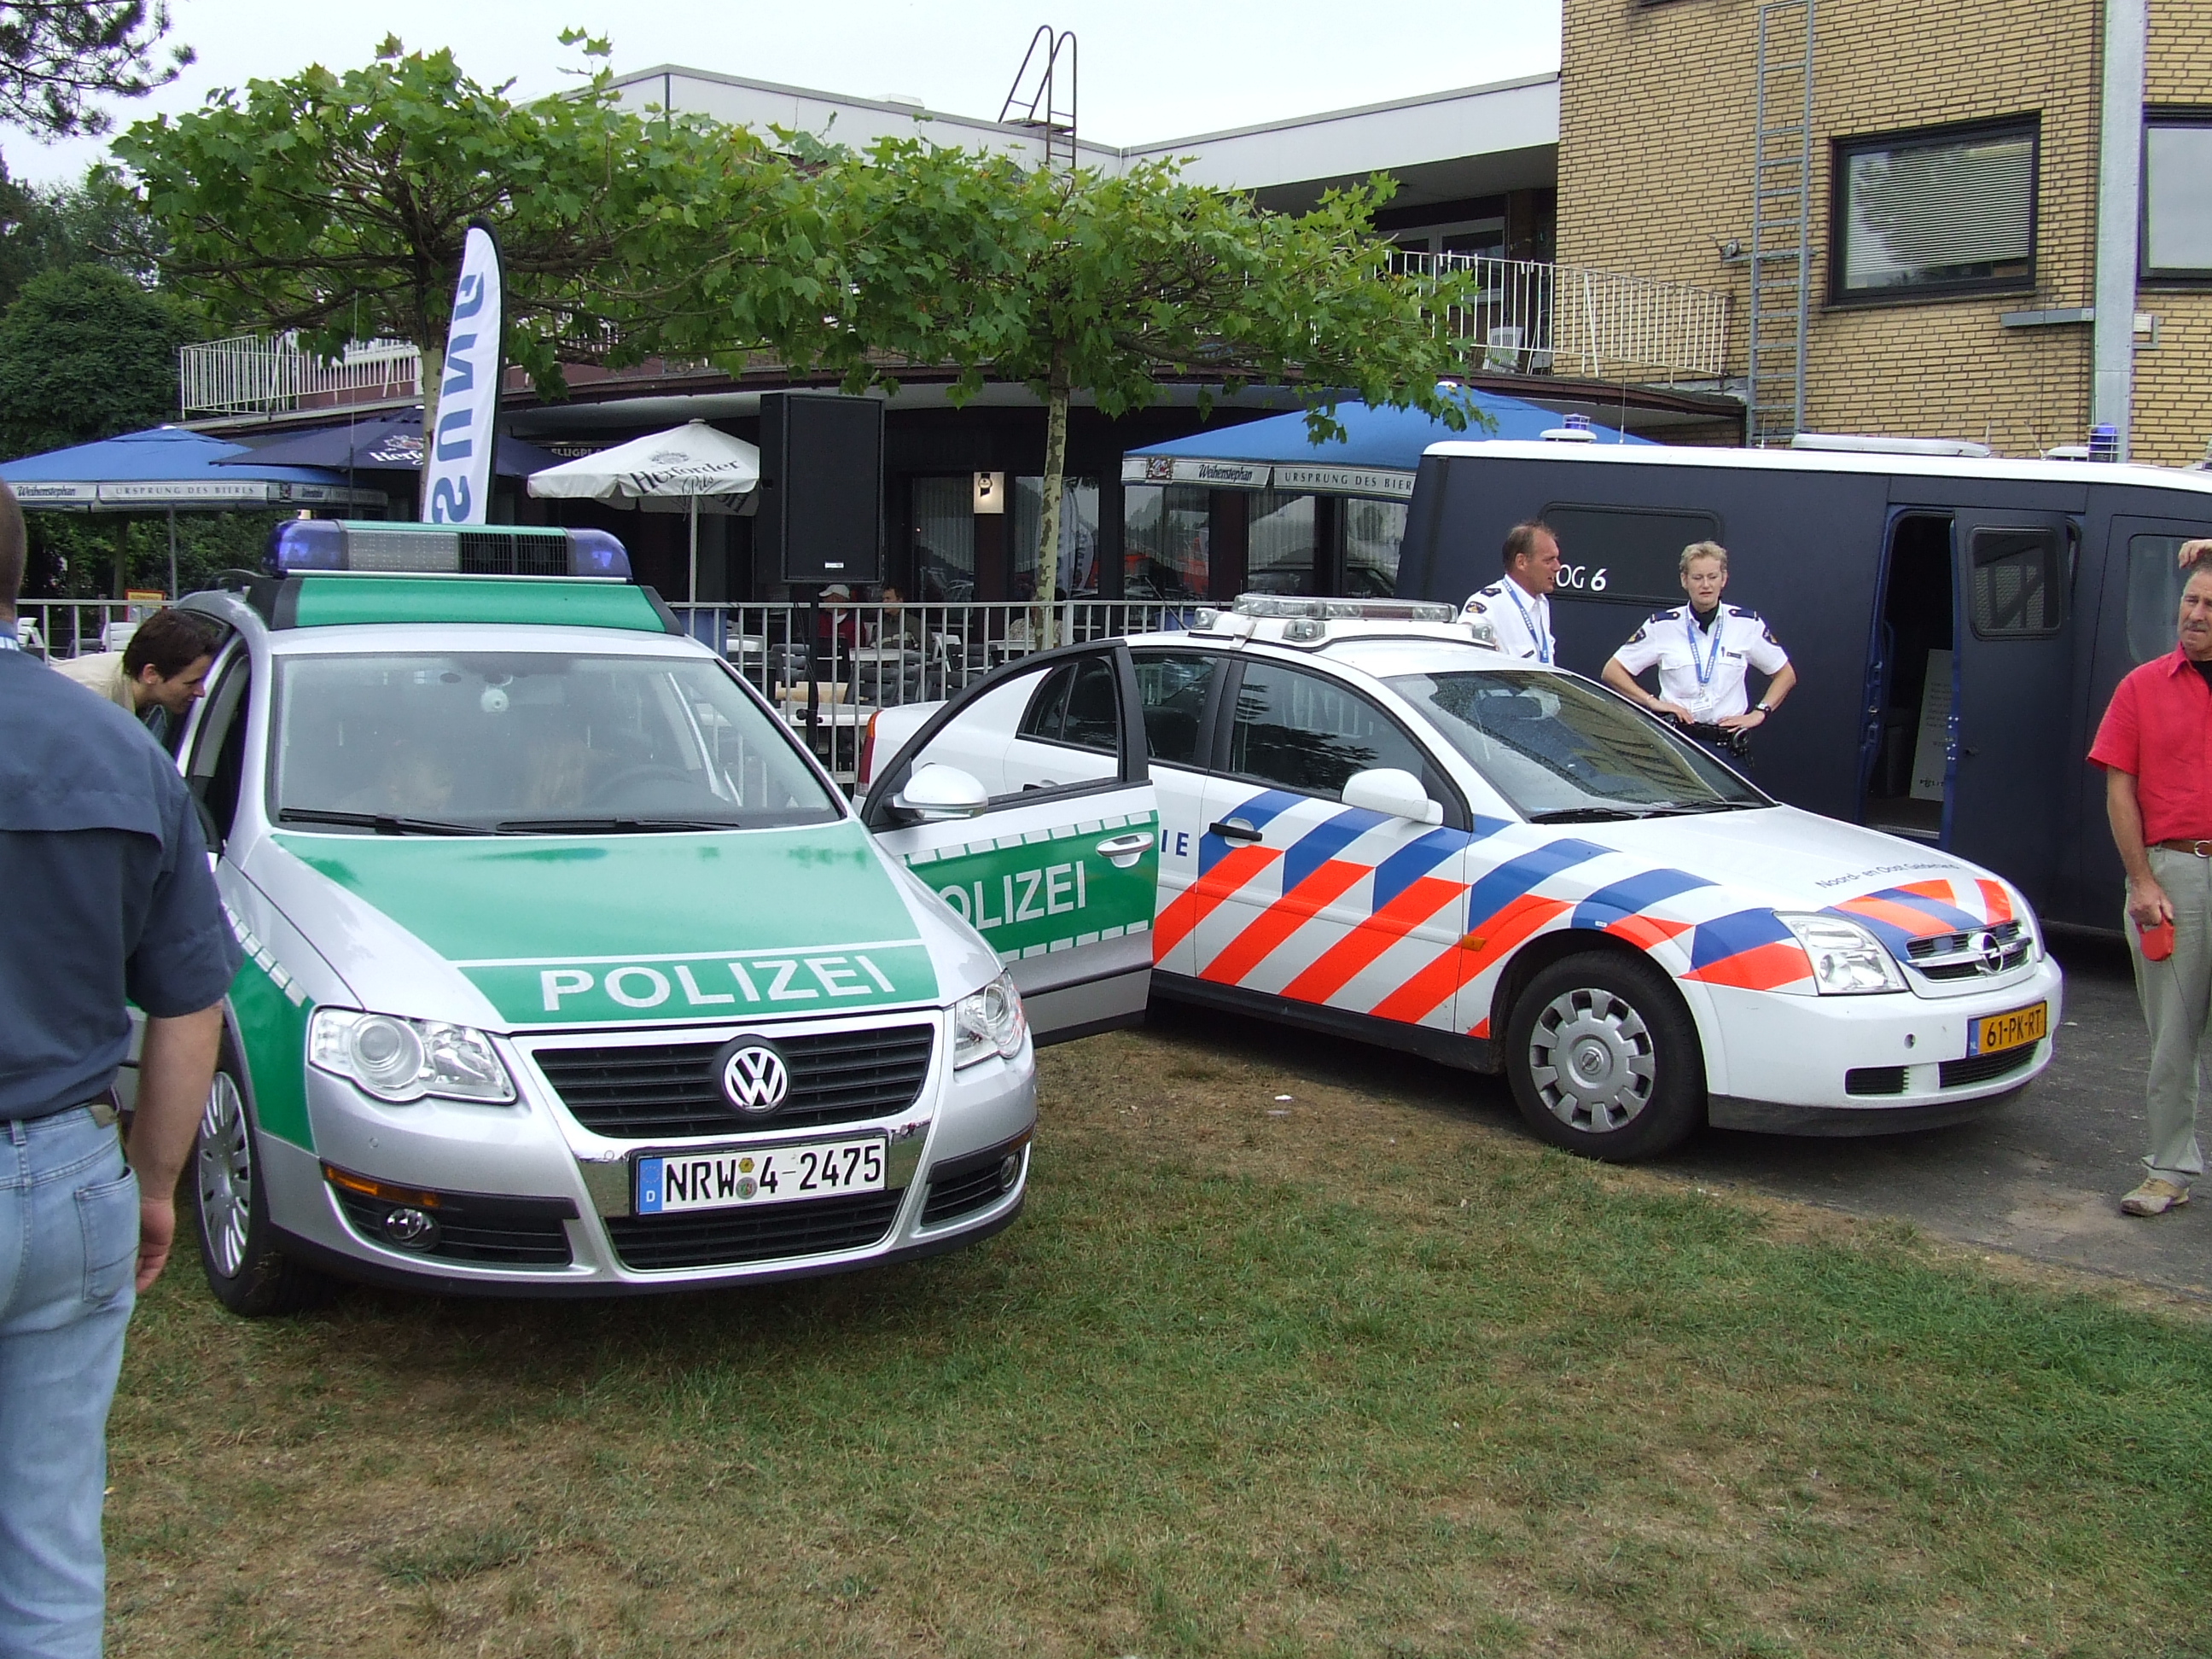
[
  {"xmin": 0, "ymin": 259, "xmax": 192, "ymax": 457},
  {"xmin": 0, "ymin": 3, "xmax": 189, "ymax": 145},
  {"xmin": 114, "ymin": 33, "xmax": 839, "ymax": 471},
  {"xmin": 0, "ymin": 159, "xmax": 161, "ymax": 308},
  {"xmin": 817, "ymin": 146, "xmax": 1481, "ymax": 633}
]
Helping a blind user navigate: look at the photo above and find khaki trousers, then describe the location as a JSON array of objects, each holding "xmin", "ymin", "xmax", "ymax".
[{"xmin": 2127, "ymin": 845, "xmax": 2212, "ymax": 1185}]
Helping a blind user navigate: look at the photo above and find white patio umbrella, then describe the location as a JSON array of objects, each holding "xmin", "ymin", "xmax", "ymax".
[{"xmin": 526, "ymin": 420, "xmax": 761, "ymax": 602}]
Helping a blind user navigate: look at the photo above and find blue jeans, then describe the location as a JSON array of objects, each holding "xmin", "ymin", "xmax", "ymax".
[{"xmin": 0, "ymin": 1109, "xmax": 138, "ymax": 1659}]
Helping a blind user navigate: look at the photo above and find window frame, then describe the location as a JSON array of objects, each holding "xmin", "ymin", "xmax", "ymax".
[
  {"xmin": 1015, "ymin": 656, "xmax": 1121, "ymax": 757},
  {"xmin": 2141, "ymin": 108, "xmax": 2212, "ymax": 287},
  {"xmin": 1965, "ymin": 525, "xmax": 2065, "ymax": 641},
  {"xmin": 1128, "ymin": 647, "xmax": 1228, "ymax": 773},
  {"xmin": 1827, "ymin": 114, "xmax": 2040, "ymax": 306},
  {"xmin": 1210, "ymin": 655, "xmax": 1470, "ymax": 830}
]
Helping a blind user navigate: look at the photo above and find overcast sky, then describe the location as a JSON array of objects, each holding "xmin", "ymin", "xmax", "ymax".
[{"xmin": 9, "ymin": 0, "xmax": 1562, "ymax": 186}]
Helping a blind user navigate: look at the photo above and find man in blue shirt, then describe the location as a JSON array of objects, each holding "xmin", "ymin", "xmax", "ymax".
[{"xmin": 0, "ymin": 482, "xmax": 241, "ymax": 1659}]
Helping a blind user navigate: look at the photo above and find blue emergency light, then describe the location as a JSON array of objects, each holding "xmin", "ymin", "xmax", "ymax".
[{"xmin": 265, "ymin": 520, "xmax": 632, "ymax": 580}]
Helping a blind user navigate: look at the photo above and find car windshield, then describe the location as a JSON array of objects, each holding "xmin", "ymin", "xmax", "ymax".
[
  {"xmin": 1386, "ymin": 669, "xmax": 1769, "ymax": 819},
  {"xmin": 271, "ymin": 652, "xmax": 840, "ymax": 833}
]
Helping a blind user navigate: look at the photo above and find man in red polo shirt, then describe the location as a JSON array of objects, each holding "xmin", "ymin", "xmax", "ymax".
[{"xmin": 2089, "ymin": 540, "xmax": 2212, "ymax": 1215}]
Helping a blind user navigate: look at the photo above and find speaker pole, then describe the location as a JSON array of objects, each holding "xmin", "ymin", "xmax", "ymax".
[{"xmin": 805, "ymin": 583, "xmax": 822, "ymax": 744}]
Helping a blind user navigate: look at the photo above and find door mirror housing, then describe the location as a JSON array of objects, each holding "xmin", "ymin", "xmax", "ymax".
[
  {"xmin": 1342, "ymin": 766, "xmax": 1443, "ymax": 825},
  {"xmin": 894, "ymin": 763, "xmax": 990, "ymax": 822}
]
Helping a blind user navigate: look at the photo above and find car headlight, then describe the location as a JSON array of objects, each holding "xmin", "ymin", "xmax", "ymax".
[
  {"xmin": 309, "ymin": 1010, "xmax": 517, "ymax": 1103},
  {"xmin": 952, "ymin": 972, "xmax": 1027, "ymax": 1068},
  {"xmin": 1775, "ymin": 913, "xmax": 1906, "ymax": 994}
]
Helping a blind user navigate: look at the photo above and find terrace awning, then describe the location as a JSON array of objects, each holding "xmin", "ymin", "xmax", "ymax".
[{"xmin": 0, "ymin": 425, "xmax": 387, "ymax": 512}]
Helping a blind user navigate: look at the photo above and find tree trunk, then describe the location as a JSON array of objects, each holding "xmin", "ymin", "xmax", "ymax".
[
  {"xmin": 1036, "ymin": 358, "xmax": 1070, "ymax": 651},
  {"xmin": 416, "ymin": 339, "xmax": 444, "ymax": 521}
]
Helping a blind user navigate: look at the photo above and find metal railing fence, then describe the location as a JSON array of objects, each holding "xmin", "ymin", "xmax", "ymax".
[
  {"xmin": 12, "ymin": 600, "xmax": 148, "ymax": 661},
  {"xmin": 1394, "ymin": 251, "xmax": 1732, "ymax": 385},
  {"xmin": 178, "ymin": 335, "xmax": 422, "ymax": 418}
]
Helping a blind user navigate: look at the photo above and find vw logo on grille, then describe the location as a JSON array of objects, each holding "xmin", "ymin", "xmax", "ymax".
[
  {"xmin": 1972, "ymin": 932, "xmax": 2006, "ymax": 975},
  {"xmin": 717, "ymin": 1038, "xmax": 791, "ymax": 1115}
]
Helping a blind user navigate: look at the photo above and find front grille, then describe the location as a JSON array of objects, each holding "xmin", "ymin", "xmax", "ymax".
[
  {"xmin": 332, "ymin": 1188, "xmax": 575, "ymax": 1266},
  {"xmin": 1939, "ymin": 1045, "xmax": 2039, "ymax": 1089},
  {"xmin": 534, "ymin": 1026, "xmax": 934, "ymax": 1139},
  {"xmin": 1845, "ymin": 1066, "xmax": 1907, "ymax": 1097},
  {"xmin": 921, "ymin": 1137, "xmax": 1027, "ymax": 1225},
  {"xmin": 606, "ymin": 1191, "xmax": 901, "ymax": 1270},
  {"xmin": 1908, "ymin": 923, "xmax": 2029, "ymax": 981}
]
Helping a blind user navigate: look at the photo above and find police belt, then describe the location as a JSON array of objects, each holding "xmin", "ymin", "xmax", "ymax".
[{"xmin": 1683, "ymin": 721, "xmax": 1754, "ymax": 760}]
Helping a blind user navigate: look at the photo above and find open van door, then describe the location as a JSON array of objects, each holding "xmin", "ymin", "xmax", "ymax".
[
  {"xmin": 864, "ymin": 642, "xmax": 1159, "ymax": 1044},
  {"xmin": 1947, "ymin": 509, "xmax": 2075, "ymax": 905}
]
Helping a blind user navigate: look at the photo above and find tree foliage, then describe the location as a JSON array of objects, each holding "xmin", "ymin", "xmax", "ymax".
[
  {"xmin": 0, "ymin": 259, "xmax": 191, "ymax": 456},
  {"xmin": 0, "ymin": 159, "xmax": 159, "ymax": 307},
  {"xmin": 817, "ymin": 145, "xmax": 1481, "ymax": 627},
  {"xmin": 114, "ymin": 34, "xmax": 841, "ymax": 402},
  {"xmin": 0, "ymin": 2, "xmax": 188, "ymax": 143}
]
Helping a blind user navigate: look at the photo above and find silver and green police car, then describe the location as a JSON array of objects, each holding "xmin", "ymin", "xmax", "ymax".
[{"xmin": 165, "ymin": 521, "xmax": 1160, "ymax": 1313}]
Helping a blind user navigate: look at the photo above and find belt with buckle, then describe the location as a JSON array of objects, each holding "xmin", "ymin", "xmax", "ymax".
[{"xmin": 2155, "ymin": 838, "xmax": 2212, "ymax": 858}]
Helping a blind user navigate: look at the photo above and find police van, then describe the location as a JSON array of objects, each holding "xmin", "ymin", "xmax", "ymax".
[
  {"xmin": 864, "ymin": 597, "xmax": 2063, "ymax": 1161},
  {"xmin": 1397, "ymin": 437, "xmax": 2212, "ymax": 929},
  {"xmin": 162, "ymin": 521, "xmax": 1161, "ymax": 1313}
]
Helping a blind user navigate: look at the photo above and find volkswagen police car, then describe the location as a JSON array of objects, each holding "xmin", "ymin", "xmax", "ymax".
[
  {"xmin": 157, "ymin": 521, "xmax": 1163, "ymax": 1313},
  {"xmin": 861, "ymin": 596, "xmax": 2063, "ymax": 1161}
]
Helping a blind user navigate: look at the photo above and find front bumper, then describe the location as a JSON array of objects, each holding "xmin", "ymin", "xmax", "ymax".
[
  {"xmin": 259, "ymin": 1008, "xmax": 1038, "ymax": 1295},
  {"xmin": 1696, "ymin": 954, "xmax": 2063, "ymax": 1133}
]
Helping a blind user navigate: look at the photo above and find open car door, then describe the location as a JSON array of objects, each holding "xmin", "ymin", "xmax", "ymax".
[{"xmin": 863, "ymin": 640, "xmax": 1159, "ymax": 1044}]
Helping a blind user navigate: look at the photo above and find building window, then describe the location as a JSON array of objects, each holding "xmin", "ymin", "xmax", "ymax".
[
  {"xmin": 1344, "ymin": 499, "xmax": 1409, "ymax": 597},
  {"xmin": 2144, "ymin": 114, "xmax": 2212, "ymax": 282},
  {"xmin": 1123, "ymin": 485, "xmax": 1211, "ymax": 602},
  {"xmin": 1010, "ymin": 476, "xmax": 1100, "ymax": 598},
  {"xmin": 909, "ymin": 477, "xmax": 977, "ymax": 602},
  {"xmin": 1831, "ymin": 119, "xmax": 2037, "ymax": 301},
  {"xmin": 1247, "ymin": 490, "xmax": 1318, "ymax": 596}
]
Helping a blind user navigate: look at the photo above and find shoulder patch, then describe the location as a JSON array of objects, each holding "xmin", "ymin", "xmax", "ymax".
[
  {"xmin": 1627, "ymin": 624, "xmax": 1648, "ymax": 644},
  {"xmin": 1762, "ymin": 624, "xmax": 1782, "ymax": 646},
  {"xmin": 1468, "ymin": 599, "xmax": 1488, "ymax": 615}
]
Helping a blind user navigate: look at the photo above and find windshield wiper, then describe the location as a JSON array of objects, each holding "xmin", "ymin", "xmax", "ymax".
[
  {"xmin": 1526, "ymin": 806, "xmax": 1654, "ymax": 823},
  {"xmin": 277, "ymin": 807, "xmax": 490, "ymax": 836},
  {"xmin": 1640, "ymin": 800, "xmax": 1763, "ymax": 817},
  {"xmin": 493, "ymin": 816, "xmax": 738, "ymax": 834}
]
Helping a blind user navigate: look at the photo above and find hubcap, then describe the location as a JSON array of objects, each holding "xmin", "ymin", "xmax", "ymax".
[
  {"xmin": 197, "ymin": 1074, "xmax": 252, "ymax": 1278},
  {"xmin": 1527, "ymin": 986, "xmax": 1657, "ymax": 1134}
]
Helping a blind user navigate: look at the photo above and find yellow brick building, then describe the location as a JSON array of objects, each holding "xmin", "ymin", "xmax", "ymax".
[{"xmin": 1558, "ymin": 0, "xmax": 2212, "ymax": 464}]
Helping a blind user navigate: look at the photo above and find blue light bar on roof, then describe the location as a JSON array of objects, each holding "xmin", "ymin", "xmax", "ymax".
[{"xmin": 265, "ymin": 520, "xmax": 632, "ymax": 580}]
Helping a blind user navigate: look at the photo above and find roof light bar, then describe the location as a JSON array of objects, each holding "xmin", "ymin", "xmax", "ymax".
[
  {"xmin": 1230, "ymin": 595, "xmax": 1458, "ymax": 624},
  {"xmin": 265, "ymin": 520, "xmax": 632, "ymax": 580}
]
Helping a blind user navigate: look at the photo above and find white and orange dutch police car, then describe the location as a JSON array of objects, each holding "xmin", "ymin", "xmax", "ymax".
[{"xmin": 862, "ymin": 597, "xmax": 2062, "ymax": 1161}]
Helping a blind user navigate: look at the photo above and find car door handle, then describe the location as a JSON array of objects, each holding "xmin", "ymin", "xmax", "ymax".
[
  {"xmin": 1095, "ymin": 831, "xmax": 1152, "ymax": 867},
  {"xmin": 1209, "ymin": 819, "xmax": 1263, "ymax": 843}
]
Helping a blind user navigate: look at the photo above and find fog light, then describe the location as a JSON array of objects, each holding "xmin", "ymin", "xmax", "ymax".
[
  {"xmin": 998, "ymin": 1152, "xmax": 1020, "ymax": 1192},
  {"xmin": 381, "ymin": 1206, "xmax": 439, "ymax": 1250}
]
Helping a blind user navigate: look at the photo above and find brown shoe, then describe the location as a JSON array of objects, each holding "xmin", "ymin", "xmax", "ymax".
[{"xmin": 2122, "ymin": 1178, "xmax": 2191, "ymax": 1217}]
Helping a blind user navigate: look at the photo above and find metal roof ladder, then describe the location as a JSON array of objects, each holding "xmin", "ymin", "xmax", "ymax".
[{"xmin": 1749, "ymin": 0, "xmax": 1814, "ymax": 445}]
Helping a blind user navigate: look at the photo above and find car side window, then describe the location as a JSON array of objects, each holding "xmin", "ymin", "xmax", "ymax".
[
  {"xmin": 1131, "ymin": 650, "xmax": 1218, "ymax": 768},
  {"xmin": 1227, "ymin": 661, "xmax": 1435, "ymax": 800},
  {"xmin": 1016, "ymin": 658, "xmax": 1119, "ymax": 754},
  {"xmin": 186, "ymin": 649, "xmax": 253, "ymax": 849}
]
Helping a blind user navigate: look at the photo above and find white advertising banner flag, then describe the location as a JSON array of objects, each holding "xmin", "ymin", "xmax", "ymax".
[{"xmin": 421, "ymin": 220, "xmax": 503, "ymax": 523}]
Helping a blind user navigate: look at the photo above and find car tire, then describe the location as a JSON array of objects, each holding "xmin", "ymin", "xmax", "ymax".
[
  {"xmin": 1503, "ymin": 951, "xmax": 1705, "ymax": 1162},
  {"xmin": 194, "ymin": 1048, "xmax": 331, "ymax": 1317}
]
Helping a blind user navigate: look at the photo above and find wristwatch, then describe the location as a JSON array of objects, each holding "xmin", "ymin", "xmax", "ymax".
[{"xmin": 1754, "ymin": 701, "xmax": 1773, "ymax": 714}]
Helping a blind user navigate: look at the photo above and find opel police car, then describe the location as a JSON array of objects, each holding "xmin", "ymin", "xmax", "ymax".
[
  {"xmin": 159, "ymin": 521, "xmax": 1165, "ymax": 1314},
  {"xmin": 862, "ymin": 596, "xmax": 2063, "ymax": 1161}
]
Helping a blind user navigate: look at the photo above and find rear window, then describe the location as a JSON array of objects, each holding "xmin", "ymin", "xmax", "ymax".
[
  {"xmin": 1540, "ymin": 505, "xmax": 1723, "ymax": 607},
  {"xmin": 2127, "ymin": 533, "xmax": 2212, "ymax": 662}
]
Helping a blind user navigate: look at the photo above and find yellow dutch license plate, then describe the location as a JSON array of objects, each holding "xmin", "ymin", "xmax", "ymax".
[{"xmin": 1971, "ymin": 1002, "xmax": 2047, "ymax": 1057}]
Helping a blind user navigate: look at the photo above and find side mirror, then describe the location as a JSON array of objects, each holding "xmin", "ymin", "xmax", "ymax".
[
  {"xmin": 1342, "ymin": 766, "xmax": 1443, "ymax": 826},
  {"xmin": 894, "ymin": 762, "xmax": 991, "ymax": 822}
]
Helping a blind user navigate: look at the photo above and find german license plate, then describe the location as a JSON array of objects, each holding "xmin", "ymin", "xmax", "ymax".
[
  {"xmin": 1970, "ymin": 1001, "xmax": 2047, "ymax": 1057},
  {"xmin": 635, "ymin": 1138, "xmax": 886, "ymax": 1215}
]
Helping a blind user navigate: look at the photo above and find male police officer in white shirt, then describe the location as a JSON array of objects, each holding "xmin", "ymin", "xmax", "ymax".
[
  {"xmin": 1462, "ymin": 521, "xmax": 1562, "ymax": 664},
  {"xmin": 1602, "ymin": 540, "xmax": 1796, "ymax": 751}
]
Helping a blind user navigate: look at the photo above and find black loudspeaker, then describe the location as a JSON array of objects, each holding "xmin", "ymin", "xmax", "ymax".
[{"xmin": 760, "ymin": 392, "xmax": 884, "ymax": 586}]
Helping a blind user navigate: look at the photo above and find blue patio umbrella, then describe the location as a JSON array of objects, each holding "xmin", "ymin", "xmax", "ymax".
[
  {"xmin": 0, "ymin": 423, "xmax": 386, "ymax": 593},
  {"xmin": 217, "ymin": 410, "xmax": 564, "ymax": 477},
  {"xmin": 1121, "ymin": 389, "xmax": 1650, "ymax": 496}
]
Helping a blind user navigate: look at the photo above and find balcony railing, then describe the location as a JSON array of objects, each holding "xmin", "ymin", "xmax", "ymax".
[
  {"xmin": 1394, "ymin": 252, "xmax": 1732, "ymax": 386},
  {"xmin": 178, "ymin": 334, "xmax": 422, "ymax": 418}
]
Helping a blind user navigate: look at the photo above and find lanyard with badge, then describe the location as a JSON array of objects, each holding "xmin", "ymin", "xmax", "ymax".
[
  {"xmin": 1505, "ymin": 584, "xmax": 1552, "ymax": 665},
  {"xmin": 1685, "ymin": 607, "xmax": 1726, "ymax": 715}
]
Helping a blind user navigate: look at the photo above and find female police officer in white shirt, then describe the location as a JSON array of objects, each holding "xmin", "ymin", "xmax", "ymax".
[{"xmin": 1601, "ymin": 541, "xmax": 1796, "ymax": 752}]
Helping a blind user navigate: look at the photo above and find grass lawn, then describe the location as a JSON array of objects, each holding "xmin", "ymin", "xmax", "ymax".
[{"xmin": 108, "ymin": 1022, "xmax": 2212, "ymax": 1658}]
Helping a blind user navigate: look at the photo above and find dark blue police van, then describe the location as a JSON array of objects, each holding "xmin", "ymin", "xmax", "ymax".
[{"xmin": 1396, "ymin": 437, "xmax": 2212, "ymax": 930}]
